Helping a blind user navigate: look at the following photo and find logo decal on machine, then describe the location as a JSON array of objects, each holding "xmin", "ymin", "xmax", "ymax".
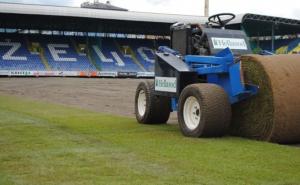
[
  {"xmin": 155, "ymin": 77, "xmax": 177, "ymax": 93},
  {"xmin": 211, "ymin": 37, "xmax": 248, "ymax": 50}
]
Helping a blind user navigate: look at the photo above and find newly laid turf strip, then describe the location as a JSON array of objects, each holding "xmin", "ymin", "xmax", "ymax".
[
  {"xmin": 232, "ymin": 55, "xmax": 300, "ymax": 143},
  {"xmin": 0, "ymin": 95, "xmax": 300, "ymax": 185}
]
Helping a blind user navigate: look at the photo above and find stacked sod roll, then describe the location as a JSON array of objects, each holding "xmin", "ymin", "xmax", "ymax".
[{"xmin": 231, "ymin": 54, "xmax": 300, "ymax": 144}]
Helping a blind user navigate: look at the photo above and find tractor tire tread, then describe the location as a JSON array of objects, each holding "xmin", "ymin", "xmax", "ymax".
[
  {"xmin": 178, "ymin": 83, "xmax": 231, "ymax": 137},
  {"xmin": 135, "ymin": 81, "xmax": 171, "ymax": 124}
]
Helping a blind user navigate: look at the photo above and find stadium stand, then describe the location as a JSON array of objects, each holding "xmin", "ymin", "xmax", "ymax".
[
  {"xmin": 1, "ymin": 32, "xmax": 297, "ymax": 75},
  {"xmin": 0, "ymin": 3, "xmax": 298, "ymax": 77},
  {"xmin": 251, "ymin": 38, "xmax": 300, "ymax": 54},
  {"xmin": 0, "ymin": 33, "xmax": 167, "ymax": 74}
]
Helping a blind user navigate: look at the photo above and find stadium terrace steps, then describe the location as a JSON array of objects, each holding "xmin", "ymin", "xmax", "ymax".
[
  {"xmin": 288, "ymin": 39, "xmax": 300, "ymax": 54},
  {"xmin": 290, "ymin": 45, "xmax": 300, "ymax": 54},
  {"xmin": 70, "ymin": 38, "xmax": 81, "ymax": 55},
  {"xmin": 71, "ymin": 38, "xmax": 98, "ymax": 70},
  {"xmin": 38, "ymin": 46, "xmax": 51, "ymax": 70},
  {"xmin": 87, "ymin": 45, "xmax": 101, "ymax": 71}
]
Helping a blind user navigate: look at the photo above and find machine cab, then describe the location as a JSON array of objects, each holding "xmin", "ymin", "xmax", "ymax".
[{"xmin": 170, "ymin": 13, "xmax": 252, "ymax": 56}]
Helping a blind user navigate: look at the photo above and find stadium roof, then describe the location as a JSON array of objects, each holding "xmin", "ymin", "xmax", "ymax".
[
  {"xmin": 80, "ymin": 1, "xmax": 128, "ymax": 11},
  {"xmin": 227, "ymin": 13, "xmax": 300, "ymax": 36},
  {"xmin": 0, "ymin": 2, "xmax": 207, "ymax": 24},
  {"xmin": 0, "ymin": 2, "xmax": 207, "ymax": 35}
]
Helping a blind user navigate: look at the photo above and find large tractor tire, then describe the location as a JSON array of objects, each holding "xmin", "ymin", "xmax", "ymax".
[
  {"xmin": 135, "ymin": 81, "xmax": 171, "ymax": 124},
  {"xmin": 178, "ymin": 83, "xmax": 231, "ymax": 137}
]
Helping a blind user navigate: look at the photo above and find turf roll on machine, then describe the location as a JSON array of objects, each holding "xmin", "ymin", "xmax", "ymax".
[{"xmin": 134, "ymin": 14, "xmax": 300, "ymax": 143}]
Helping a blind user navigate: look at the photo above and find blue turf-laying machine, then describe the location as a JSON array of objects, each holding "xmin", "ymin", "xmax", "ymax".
[{"xmin": 134, "ymin": 13, "xmax": 259, "ymax": 137}]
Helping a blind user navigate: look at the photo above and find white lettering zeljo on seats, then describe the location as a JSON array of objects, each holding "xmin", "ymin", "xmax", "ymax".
[
  {"xmin": 47, "ymin": 44, "xmax": 77, "ymax": 62},
  {"xmin": 0, "ymin": 42, "xmax": 27, "ymax": 61},
  {"xmin": 111, "ymin": 52, "xmax": 125, "ymax": 66},
  {"xmin": 92, "ymin": 45, "xmax": 113, "ymax": 63},
  {"xmin": 137, "ymin": 47, "xmax": 155, "ymax": 63},
  {"xmin": 92, "ymin": 45, "xmax": 125, "ymax": 66}
]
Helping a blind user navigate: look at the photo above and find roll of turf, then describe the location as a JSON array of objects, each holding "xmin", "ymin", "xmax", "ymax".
[{"xmin": 231, "ymin": 54, "xmax": 300, "ymax": 144}]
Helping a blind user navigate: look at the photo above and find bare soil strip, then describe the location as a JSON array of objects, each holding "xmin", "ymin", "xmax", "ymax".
[{"xmin": 0, "ymin": 77, "xmax": 177, "ymax": 123}]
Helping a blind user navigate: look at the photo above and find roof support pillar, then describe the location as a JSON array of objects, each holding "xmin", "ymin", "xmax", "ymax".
[
  {"xmin": 204, "ymin": 0, "xmax": 209, "ymax": 16},
  {"xmin": 271, "ymin": 23, "xmax": 275, "ymax": 52},
  {"xmin": 241, "ymin": 24, "xmax": 248, "ymax": 36}
]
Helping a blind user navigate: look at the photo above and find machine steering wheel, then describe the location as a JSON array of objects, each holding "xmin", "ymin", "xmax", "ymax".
[{"xmin": 208, "ymin": 13, "xmax": 236, "ymax": 27}]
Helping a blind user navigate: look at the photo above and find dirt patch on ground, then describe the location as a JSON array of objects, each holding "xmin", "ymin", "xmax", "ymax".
[{"xmin": 0, "ymin": 77, "xmax": 177, "ymax": 123}]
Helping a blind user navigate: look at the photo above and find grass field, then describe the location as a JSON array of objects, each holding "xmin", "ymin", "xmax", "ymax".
[{"xmin": 0, "ymin": 95, "xmax": 300, "ymax": 185}]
